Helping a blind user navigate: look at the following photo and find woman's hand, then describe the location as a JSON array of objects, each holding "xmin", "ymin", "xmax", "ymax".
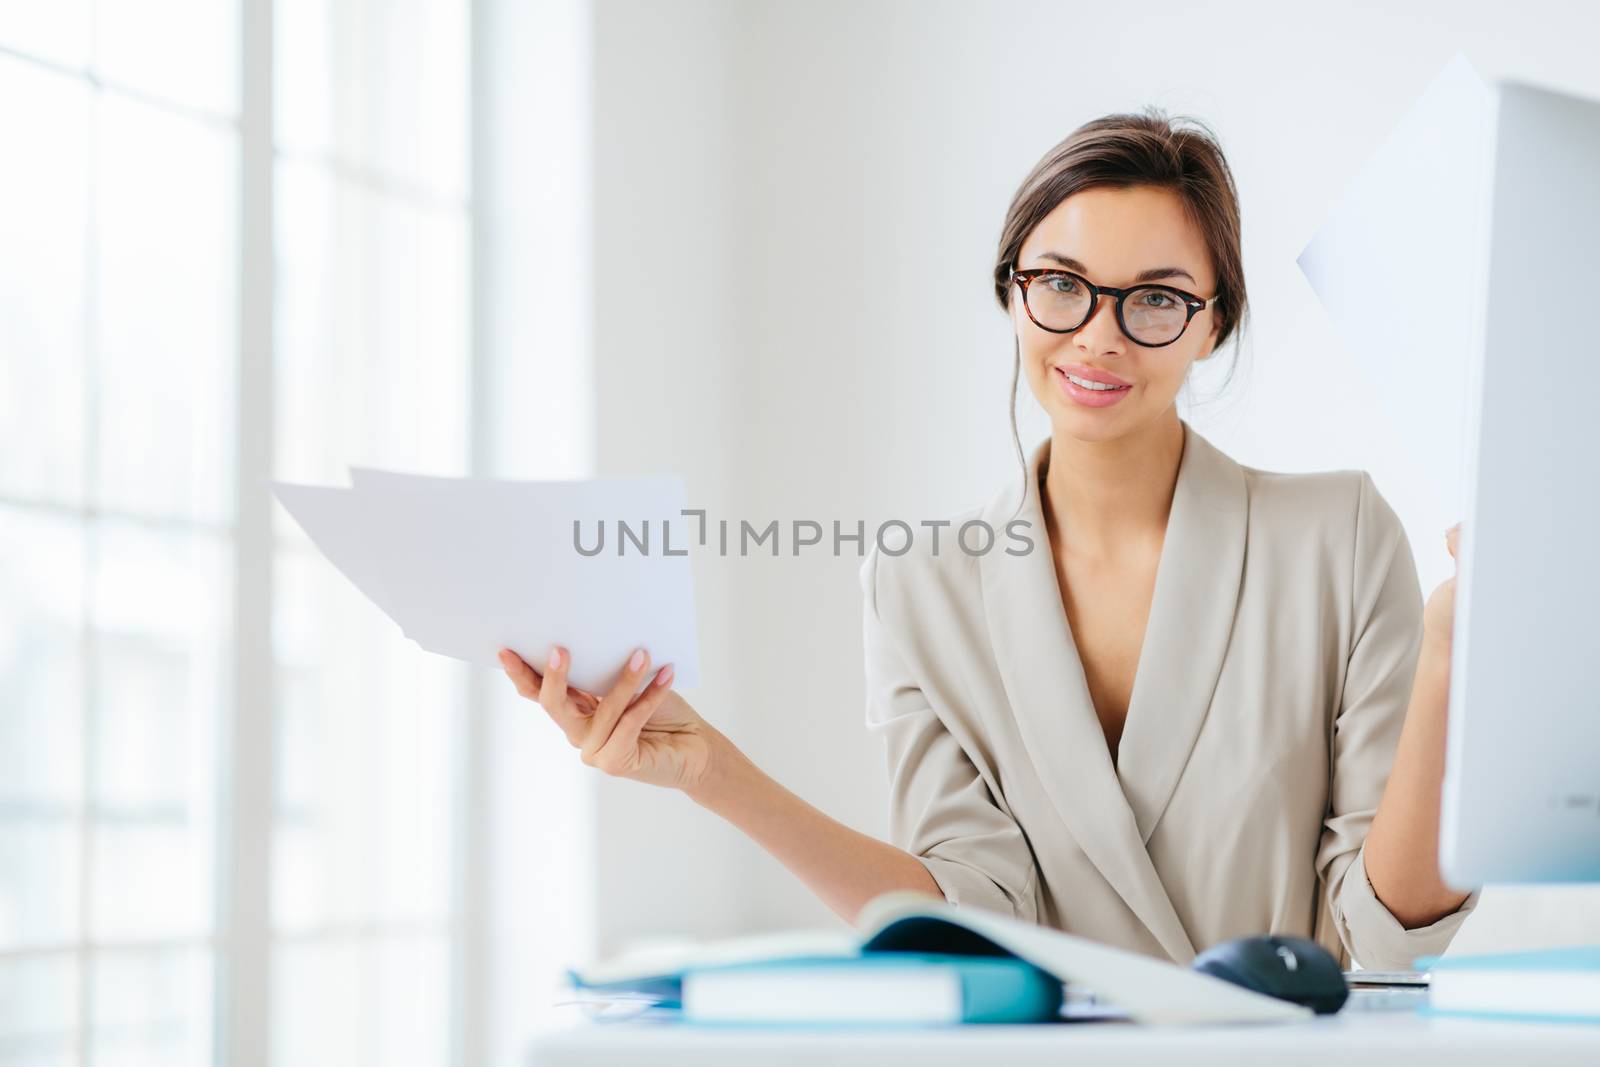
[
  {"xmin": 502, "ymin": 649, "xmax": 943, "ymax": 923},
  {"xmin": 498, "ymin": 646, "xmax": 718, "ymax": 792},
  {"xmin": 1421, "ymin": 521, "xmax": 1462, "ymax": 657}
]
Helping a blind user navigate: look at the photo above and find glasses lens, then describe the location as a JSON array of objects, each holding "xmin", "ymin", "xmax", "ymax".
[
  {"xmin": 1122, "ymin": 287, "xmax": 1188, "ymax": 345},
  {"xmin": 1025, "ymin": 272, "xmax": 1092, "ymax": 331}
]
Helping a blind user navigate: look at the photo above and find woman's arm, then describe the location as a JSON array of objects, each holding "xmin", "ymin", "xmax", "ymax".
[
  {"xmin": 1362, "ymin": 523, "xmax": 1473, "ymax": 927},
  {"xmin": 498, "ymin": 645, "xmax": 939, "ymax": 925},
  {"xmin": 1317, "ymin": 481, "xmax": 1477, "ymax": 970},
  {"xmin": 500, "ymin": 546, "xmax": 1039, "ymax": 926},
  {"xmin": 686, "ymin": 727, "xmax": 941, "ymax": 920}
]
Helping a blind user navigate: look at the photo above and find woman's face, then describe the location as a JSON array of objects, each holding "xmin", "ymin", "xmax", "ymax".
[{"xmin": 1012, "ymin": 184, "xmax": 1220, "ymax": 444}]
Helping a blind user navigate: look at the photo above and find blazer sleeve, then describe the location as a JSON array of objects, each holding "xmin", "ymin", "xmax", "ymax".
[
  {"xmin": 1317, "ymin": 472, "xmax": 1479, "ymax": 970},
  {"xmin": 859, "ymin": 545, "xmax": 1040, "ymax": 921}
]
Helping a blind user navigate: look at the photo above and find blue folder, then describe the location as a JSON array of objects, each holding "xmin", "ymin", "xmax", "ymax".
[{"xmin": 572, "ymin": 951, "xmax": 1063, "ymax": 1024}]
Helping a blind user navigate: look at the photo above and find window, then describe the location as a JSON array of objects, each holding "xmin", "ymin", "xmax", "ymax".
[
  {"xmin": 0, "ymin": 2, "xmax": 476, "ymax": 1063},
  {"xmin": 270, "ymin": 0, "xmax": 471, "ymax": 1064}
]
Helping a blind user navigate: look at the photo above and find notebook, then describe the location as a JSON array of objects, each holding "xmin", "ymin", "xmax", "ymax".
[{"xmin": 569, "ymin": 891, "xmax": 1311, "ymax": 1026}]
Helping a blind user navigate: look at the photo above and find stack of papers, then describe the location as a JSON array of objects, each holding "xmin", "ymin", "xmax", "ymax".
[
  {"xmin": 271, "ymin": 470, "xmax": 701, "ymax": 695},
  {"xmin": 1417, "ymin": 947, "xmax": 1600, "ymax": 1023}
]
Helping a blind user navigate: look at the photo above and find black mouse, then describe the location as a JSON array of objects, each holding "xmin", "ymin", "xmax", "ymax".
[{"xmin": 1191, "ymin": 935, "xmax": 1349, "ymax": 1014}]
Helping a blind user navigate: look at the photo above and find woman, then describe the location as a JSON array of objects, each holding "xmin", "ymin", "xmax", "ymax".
[{"xmin": 497, "ymin": 111, "xmax": 1478, "ymax": 970}]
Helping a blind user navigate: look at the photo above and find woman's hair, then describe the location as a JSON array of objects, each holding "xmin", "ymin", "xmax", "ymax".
[{"xmin": 993, "ymin": 109, "xmax": 1249, "ymax": 496}]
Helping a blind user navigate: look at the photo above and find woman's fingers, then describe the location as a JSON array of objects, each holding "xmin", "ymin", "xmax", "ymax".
[
  {"xmin": 1446, "ymin": 521, "xmax": 1463, "ymax": 563},
  {"xmin": 500, "ymin": 645, "xmax": 662, "ymax": 763},
  {"xmin": 539, "ymin": 646, "xmax": 571, "ymax": 713},
  {"xmin": 592, "ymin": 665, "xmax": 676, "ymax": 772},
  {"xmin": 581, "ymin": 648, "xmax": 651, "ymax": 765},
  {"xmin": 498, "ymin": 648, "xmax": 542, "ymax": 700},
  {"xmin": 500, "ymin": 647, "xmax": 585, "ymax": 746}
]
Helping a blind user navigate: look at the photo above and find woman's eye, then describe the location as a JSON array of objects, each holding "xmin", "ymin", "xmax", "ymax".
[
  {"xmin": 1137, "ymin": 291, "xmax": 1174, "ymax": 308},
  {"xmin": 1046, "ymin": 276, "xmax": 1081, "ymax": 294}
]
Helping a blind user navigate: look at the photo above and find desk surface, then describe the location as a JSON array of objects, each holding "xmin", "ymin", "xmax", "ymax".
[{"xmin": 528, "ymin": 990, "xmax": 1600, "ymax": 1066}]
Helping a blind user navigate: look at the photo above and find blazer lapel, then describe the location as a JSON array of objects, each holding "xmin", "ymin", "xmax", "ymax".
[
  {"xmin": 1114, "ymin": 423, "xmax": 1248, "ymax": 845},
  {"xmin": 978, "ymin": 422, "xmax": 1244, "ymax": 962}
]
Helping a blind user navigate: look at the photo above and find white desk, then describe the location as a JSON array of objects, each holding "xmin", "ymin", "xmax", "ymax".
[{"xmin": 528, "ymin": 990, "xmax": 1600, "ymax": 1066}]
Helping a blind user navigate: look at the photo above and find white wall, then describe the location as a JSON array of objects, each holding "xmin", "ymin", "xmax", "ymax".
[
  {"xmin": 588, "ymin": 0, "xmax": 755, "ymax": 953},
  {"xmin": 582, "ymin": 0, "xmax": 1600, "ymax": 955}
]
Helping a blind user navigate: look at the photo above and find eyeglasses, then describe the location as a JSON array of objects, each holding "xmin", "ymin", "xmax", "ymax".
[{"xmin": 1010, "ymin": 267, "xmax": 1215, "ymax": 348}]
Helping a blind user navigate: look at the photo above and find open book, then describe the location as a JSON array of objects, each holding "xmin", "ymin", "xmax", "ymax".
[{"xmin": 571, "ymin": 892, "xmax": 1312, "ymax": 1025}]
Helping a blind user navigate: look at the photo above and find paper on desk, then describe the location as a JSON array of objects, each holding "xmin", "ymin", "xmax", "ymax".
[
  {"xmin": 271, "ymin": 470, "xmax": 700, "ymax": 695},
  {"xmin": 1298, "ymin": 53, "xmax": 1495, "ymax": 519}
]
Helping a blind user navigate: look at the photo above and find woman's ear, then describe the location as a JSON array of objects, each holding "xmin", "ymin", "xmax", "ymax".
[{"xmin": 1194, "ymin": 314, "xmax": 1221, "ymax": 361}]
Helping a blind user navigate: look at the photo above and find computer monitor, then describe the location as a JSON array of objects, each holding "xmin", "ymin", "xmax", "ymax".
[{"xmin": 1438, "ymin": 80, "xmax": 1600, "ymax": 887}]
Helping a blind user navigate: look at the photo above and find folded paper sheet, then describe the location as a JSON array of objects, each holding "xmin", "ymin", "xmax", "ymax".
[
  {"xmin": 1298, "ymin": 53, "xmax": 1495, "ymax": 520},
  {"xmin": 272, "ymin": 471, "xmax": 701, "ymax": 695}
]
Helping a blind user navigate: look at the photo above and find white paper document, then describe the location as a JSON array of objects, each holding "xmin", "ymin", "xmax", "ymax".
[
  {"xmin": 1297, "ymin": 53, "xmax": 1495, "ymax": 520},
  {"xmin": 271, "ymin": 471, "xmax": 701, "ymax": 695}
]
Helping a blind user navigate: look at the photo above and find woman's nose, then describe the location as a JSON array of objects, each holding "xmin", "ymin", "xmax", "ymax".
[{"xmin": 1074, "ymin": 293, "xmax": 1126, "ymax": 355}]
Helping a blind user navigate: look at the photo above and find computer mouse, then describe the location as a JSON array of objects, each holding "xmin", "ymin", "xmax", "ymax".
[{"xmin": 1191, "ymin": 934, "xmax": 1349, "ymax": 1014}]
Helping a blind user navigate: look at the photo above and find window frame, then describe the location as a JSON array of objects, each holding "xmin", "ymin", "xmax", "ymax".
[{"xmin": 0, "ymin": 2, "xmax": 488, "ymax": 1064}]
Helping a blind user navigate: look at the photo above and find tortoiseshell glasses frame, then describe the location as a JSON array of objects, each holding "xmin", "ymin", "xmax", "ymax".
[{"xmin": 1010, "ymin": 267, "xmax": 1215, "ymax": 348}]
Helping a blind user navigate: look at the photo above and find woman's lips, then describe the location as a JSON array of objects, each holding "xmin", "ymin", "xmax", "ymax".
[
  {"xmin": 1054, "ymin": 365, "xmax": 1132, "ymax": 408},
  {"xmin": 1058, "ymin": 362, "xmax": 1131, "ymax": 387}
]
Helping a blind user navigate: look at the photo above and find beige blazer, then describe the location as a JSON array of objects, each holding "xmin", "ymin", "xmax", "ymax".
[{"xmin": 859, "ymin": 420, "xmax": 1479, "ymax": 970}]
